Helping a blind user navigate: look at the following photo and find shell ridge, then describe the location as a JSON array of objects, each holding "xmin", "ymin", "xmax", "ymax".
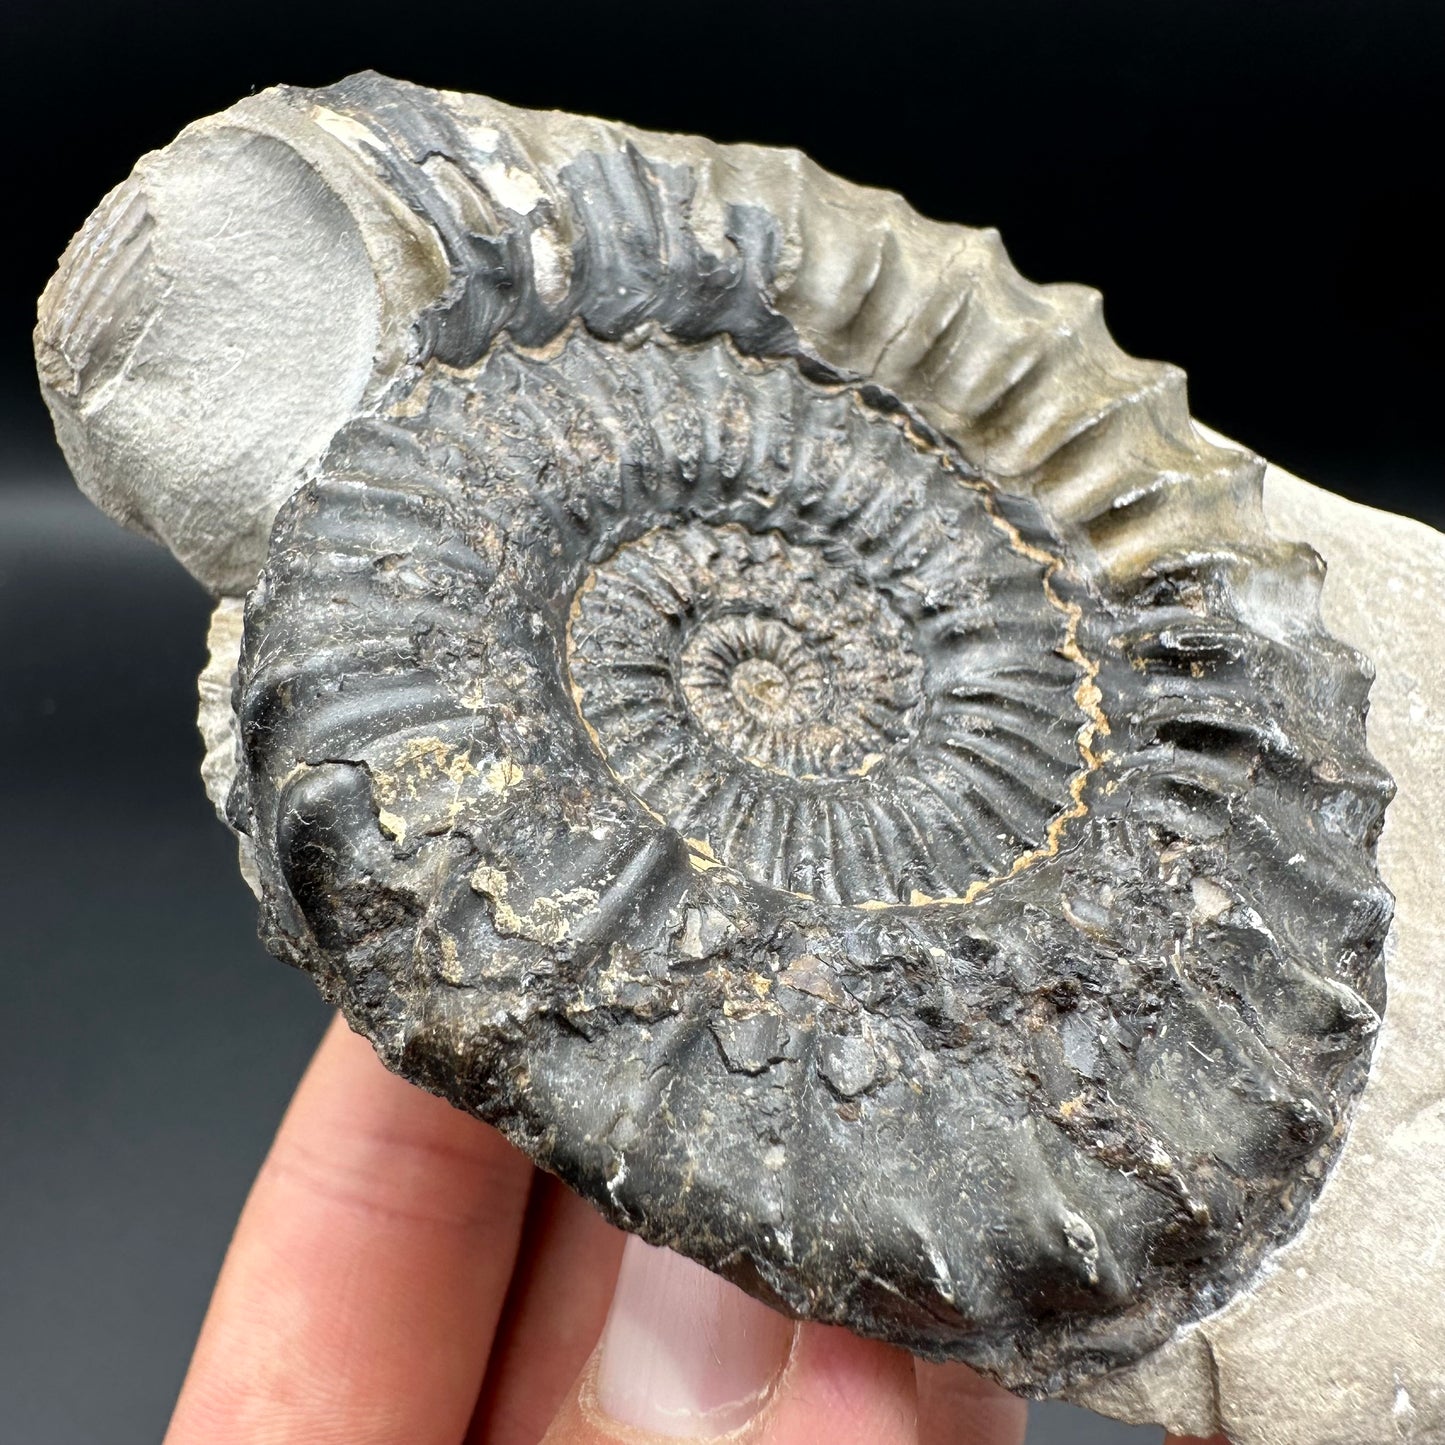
[{"xmin": 228, "ymin": 322, "xmax": 1389, "ymax": 1389}]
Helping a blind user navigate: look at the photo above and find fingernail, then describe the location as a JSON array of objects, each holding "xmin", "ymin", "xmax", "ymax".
[{"xmin": 595, "ymin": 1236, "xmax": 794, "ymax": 1438}]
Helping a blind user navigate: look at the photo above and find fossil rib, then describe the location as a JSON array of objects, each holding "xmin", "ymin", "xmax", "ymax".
[{"xmin": 36, "ymin": 74, "xmax": 1394, "ymax": 1398}]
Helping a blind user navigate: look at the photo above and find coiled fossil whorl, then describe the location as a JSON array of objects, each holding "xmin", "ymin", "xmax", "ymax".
[{"xmin": 37, "ymin": 74, "xmax": 1394, "ymax": 1394}]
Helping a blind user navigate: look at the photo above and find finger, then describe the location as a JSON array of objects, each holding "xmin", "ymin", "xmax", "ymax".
[
  {"xmin": 754, "ymin": 1324, "xmax": 920, "ymax": 1445},
  {"xmin": 540, "ymin": 1236, "xmax": 920, "ymax": 1443},
  {"xmin": 470, "ymin": 1175, "xmax": 627, "ymax": 1444},
  {"xmin": 914, "ymin": 1359, "xmax": 1027, "ymax": 1445},
  {"xmin": 165, "ymin": 1013, "xmax": 532, "ymax": 1445}
]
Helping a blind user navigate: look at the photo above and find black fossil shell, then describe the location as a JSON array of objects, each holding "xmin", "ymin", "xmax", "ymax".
[{"xmin": 225, "ymin": 75, "xmax": 1393, "ymax": 1392}]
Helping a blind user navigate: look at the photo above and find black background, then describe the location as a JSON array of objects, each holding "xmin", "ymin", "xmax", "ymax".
[{"xmin": 1, "ymin": 2, "xmax": 1438, "ymax": 1441}]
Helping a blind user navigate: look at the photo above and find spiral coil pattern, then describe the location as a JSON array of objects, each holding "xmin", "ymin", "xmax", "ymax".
[
  {"xmin": 220, "ymin": 75, "xmax": 1394, "ymax": 1393},
  {"xmin": 553, "ymin": 355, "xmax": 1096, "ymax": 906}
]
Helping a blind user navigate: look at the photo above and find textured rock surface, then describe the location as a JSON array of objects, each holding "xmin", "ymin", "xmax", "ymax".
[
  {"xmin": 34, "ymin": 126, "xmax": 388, "ymax": 594},
  {"xmin": 193, "ymin": 458, "xmax": 1445, "ymax": 1441},
  {"xmin": 1069, "ymin": 458, "xmax": 1445, "ymax": 1444},
  {"xmin": 34, "ymin": 74, "xmax": 1427, "ymax": 1427},
  {"xmin": 226, "ymin": 326, "xmax": 1387, "ymax": 1390},
  {"xmin": 38, "ymin": 72, "xmax": 1289, "ymax": 598},
  {"xmin": 197, "ymin": 597, "xmax": 260, "ymax": 894}
]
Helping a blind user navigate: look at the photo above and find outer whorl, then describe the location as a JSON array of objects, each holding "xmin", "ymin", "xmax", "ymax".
[{"xmin": 39, "ymin": 74, "xmax": 1394, "ymax": 1395}]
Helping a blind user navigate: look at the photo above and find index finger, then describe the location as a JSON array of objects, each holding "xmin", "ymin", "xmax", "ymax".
[{"xmin": 164, "ymin": 1013, "xmax": 532, "ymax": 1445}]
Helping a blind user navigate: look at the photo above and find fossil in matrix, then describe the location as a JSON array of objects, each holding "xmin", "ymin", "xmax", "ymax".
[{"xmin": 39, "ymin": 75, "xmax": 1440, "ymax": 1441}]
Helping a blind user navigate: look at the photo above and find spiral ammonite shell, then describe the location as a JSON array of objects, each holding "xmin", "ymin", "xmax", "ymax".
[
  {"xmin": 557, "ymin": 353, "xmax": 1095, "ymax": 908},
  {"xmin": 45, "ymin": 74, "xmax": 1394, "ymax": 1393}
]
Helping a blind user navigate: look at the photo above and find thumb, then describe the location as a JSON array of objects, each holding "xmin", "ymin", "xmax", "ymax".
[{"xmin": 542, "ymin": 1235, "xmax": 919, "ymax": 1443}]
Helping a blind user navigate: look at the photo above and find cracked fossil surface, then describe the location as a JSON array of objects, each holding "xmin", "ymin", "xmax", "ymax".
[{"xmin": 38, "ymin": 74, "xmax": 1421, "ymax": 1422}]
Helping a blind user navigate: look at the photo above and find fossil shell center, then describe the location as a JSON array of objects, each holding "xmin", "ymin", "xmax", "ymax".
[{"xmin": 559, "ymin": 363, "xmax": 1101, "ymax": 910}]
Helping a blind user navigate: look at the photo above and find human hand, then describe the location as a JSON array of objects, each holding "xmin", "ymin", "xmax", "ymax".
[{"xmin": 163, "ymin": 1015, "xmax": 1226, "ymax": 1445}]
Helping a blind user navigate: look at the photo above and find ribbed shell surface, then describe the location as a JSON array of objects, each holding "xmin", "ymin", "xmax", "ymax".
[{"xmin": 214, "ymin": 75, "xmax": 1392, "ymax": 1390}]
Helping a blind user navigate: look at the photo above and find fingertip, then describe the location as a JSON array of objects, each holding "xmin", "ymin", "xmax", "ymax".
[
  {"xmin": 542, "ymin": 1247, "xmax": 920, "ymax": 1445},
  {"xmin": 593, "ymin": 1237, "xmax": 795, "ymax": 1437},
  {"xmin": 773, "ymin": 1322, "xmax": 918, "ymax": 1441},
  {"xmin": 914, "ymin": 1359, "xmax": 1027, "ymax": 1445},
  {"xmin": 471, "ymin": 1177, "xmax": 627, "ymax": 1445}
]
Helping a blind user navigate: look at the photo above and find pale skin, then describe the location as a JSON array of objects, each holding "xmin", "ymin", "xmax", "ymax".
[{"xmin": 164, "ymin": 1015, "xmax": 1228, "ymax": 1445}]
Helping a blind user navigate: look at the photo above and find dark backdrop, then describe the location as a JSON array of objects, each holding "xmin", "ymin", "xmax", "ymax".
[
  {"xmin": 1, "ymin": 2, "xmax": 1438, "ymax": 1441},
  {"xmin": 5, "ymin": 0, "xmax": 1443, "ymax": 509}
]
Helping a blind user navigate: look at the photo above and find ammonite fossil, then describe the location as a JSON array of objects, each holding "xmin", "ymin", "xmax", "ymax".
[{"xmin": 36, "ymin": 74, "xmax": 1395, "ymax": 1396}]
